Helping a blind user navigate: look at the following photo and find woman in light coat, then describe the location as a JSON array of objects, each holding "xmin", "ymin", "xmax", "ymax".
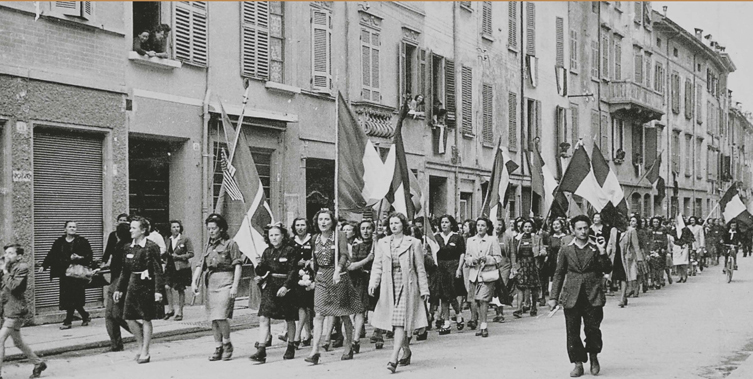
[
  {"xmin": 369, "ymin": 212, "xmax": 429, "ymax": 374},
  {"xmin": 464, "ymin": 218, "xmax": 502, "ymax": 337},
  {"xmin": 607, "ymin": 220, "xmax": 640, "ymax": 308}
]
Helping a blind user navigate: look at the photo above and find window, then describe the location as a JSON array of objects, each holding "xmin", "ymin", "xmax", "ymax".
[
  {"xmin": 508, "ymin": 92, "xmax": 518, "ymax": 151},
  {"xmin": 685, "ymin": 135, "xmax": 692, "ymax": 177},
  {"xmin": 671, "ymin": 72, "xmax": 680, "ymax": 115},
  {"xmin": 696, "ymin": 139, "xmax": 703, "ymax": 179},
  {"xmin": 52, "ymin": 1, "xmax": 94, "ymax": 20},
  {"xmin": 644, "ymin": 54, "xmax": 651, "ymax": 88},
  {"xmin": 592, "ymin": 2, "xmax": 598, "ymax": 13},
  {"xmin": 601, "ymin": 33, "xmax": 609, "ymax": 79},
  {"xmin": 656, "ymin": 37, "xmax": 662, "ymax": 48},
  {"xmin": 175, "ymin": 1, "xmax": 208, "ymax": 66},
  {"xmin": 570, "ymin": 104, "xmax": 579, "ymax": 145},
  {"xmin": 482, "ymin": 2, "xmax": 493, "ymax": 37},
  {"xmin": 241, "ymin": 2, "xmax": 284, "ymax": 81},
  {"xmin": 633, "ymin": 52, "xmax": 643, "ymax": 84},
  {"xmin": 525, "ymin": 98, "xmax": 541, "ymax": 150},
  {"xmin": 311, "ymin": 8, "xmax": 332, "ymax": 92},
  {"xmin": 654, "ymin": 62, "xmax": 664, "ymax": 93},
  {"xmin": 684, "ymin": 78, "xmax": 693, "ymax": 120},
  {"xmin": 634, "ymin": 1, "xmax": 642, "ymax": 24},
  {"xmin": 614, "ymin": 36, "xmax": 622, "ymax": 80},
  {"xmin": 556, "ymin": 17, "xmax": 564, "ymax": 67},
  {"xmin": 696, "ymin": 83, "xmax": 703, "ymax": 124},
  {"xmin": 361, "ymin": 29, "xmax": 380, "ymax": 102},
  {"xmin": 591, "ymin": 40, "xmax": 599, "ymax": 80},
  {"xmin": 673, "ymin": 47, "xmax": 678, "ymax": 58},
  {"xmin": 556, "ymin": 106, "xmax": 568, "ymax": 151},
  {"xmin": 570, "ymin": 30, "xmax": 578, "ymax": 71},
  {"xmin": 213, "ymin": 142, "xmax": 273, "ymax": 206},
  {"xmin": 632, "ymin": 122, "xmax": 644, "ymax": 165},
  {"xmin": 643, "ymin": 1, "xmax": 652, "ymax": 28},
  {"xmin": 133, "ymin": 2, "xmax": 159, "ymax": 44},
  {"xmin": 612, "ymin": 118, "xmax": 624, "ymax": 158},
  {"xmin": 399, "ymin": 42, "xmax": 419, "ymax": 102},
  {"xmin": 671, "ymin": 131, "xmax": 680, "ymax": 174},
  {"xmin": 482, "ymin": 84, "xmax": 493, "ymax": 145},
  {"xmin": 645, "ymin": 125, "xmax": 657, "ymax": 168},
  {"xmin": 526, "ymin": 2, "xmax": 536, "ymax": 56},
  {"xmin": 508, "ymin": 2, "xmax": 518, "ymax": 50},
  {"xmin": 461, "ymin": 66, "xmax": 473, "ymax": 136}
]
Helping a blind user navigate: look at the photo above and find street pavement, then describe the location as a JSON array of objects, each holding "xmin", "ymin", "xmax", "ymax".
[{"xmin": 4, "ymin": 257, "xmax": 753, "ymax": 379}]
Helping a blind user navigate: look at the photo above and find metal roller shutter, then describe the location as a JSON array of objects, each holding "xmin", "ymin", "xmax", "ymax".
[{"xmin": 34, "ymin": 130, "xmax": 104, "ymax": 312}]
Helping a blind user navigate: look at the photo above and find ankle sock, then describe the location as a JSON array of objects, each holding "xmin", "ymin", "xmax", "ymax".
[
  {"xmin": 480, "ymin": 322, "xmax": 488, "ymax": 329},
  {"xmin": 222, "ymin": 338, "xmax": 231, "ymax": 344}
]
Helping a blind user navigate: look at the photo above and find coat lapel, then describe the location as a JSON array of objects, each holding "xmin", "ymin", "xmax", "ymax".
[{"xmin": 396, "ymin": 237, "xmax": 412, "ymax": 257}]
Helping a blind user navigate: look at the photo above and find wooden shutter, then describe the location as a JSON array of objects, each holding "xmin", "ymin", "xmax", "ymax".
[
  {"xmin": 671, "ymin": 131, "xmax": 680, "ymax": 173},
  {"xmin": 671, "ymin": 72, "xmax": 680, "ymax": 114},
  {"xmin": 601, "ymin": 34, "xmax": 609, "ymax": 79},
  {"xmin": 644, "ymin": 55, "xmax": 651, "ymax": 88},
  {"xmin": 645, "ymin": 126, "xmax": 657, "ymax": 168},
  {"xmin": 600, "ymin": 113, "xmax": 609, "ymax": 155},
  {"xmin": 311, "ymin": 8, "xmax": 332, "ymax": 92},
  {"xmin": 508, "ymin": 2, "xmax": 517, "ymax": 49},
  {"xmin": 696, "ymin": 83, "xmax": 703, "ymax": 124},
  {"xmin": 508, "ymin": 92, "xmax": 518, "ymax": 151},
  {"xmin": 634, "ymin": 1, "xmax": 642, "ymax": 24},
  {"xmin": 445, "ymin": 59, "xmax": 456, "ymax": 128},
  {"xmin": 684, "ymin": 78, "xmax": 693, "ymax": 119},
  {"xmin": 569, "ymin": 30, "xmax": 578, "ymax": 70},
  {"xmin": 555, "ymin": 17, "xmax": 564, "ymax": 67},
  {"xmin": 634, "ymin": 53, "xmax": 642, "ymax": 84},
  {"xmin": 525, "ymin": 2, "xmax": 535, "ymax": 56},
  {"xmin": 420, "ymin": 49, "xmax": 427, "ymax": 102},
  {"xmin": 425, "ymin": 50, "xmax": 433, "ymax": 119},
  {"xmin": 361, "ymin": 29, "xmax": 380, "ymax": 102},
  {"xmin": 397, "ymin": 42, "xmax": 405, "ymax": 105},
  {"xmin": 482, "ymin": 84, "xmax": 493, "ymax": 144},
  {"xmin": 175, "ymin": 1, "xmax": 208, "ymax": 66},
  {"xmin": 241, "ymin": 2, "xmax": 270, "ymax": 80},
  {"xmin": 461, "ymin": 66, "xmax": 473, "ymax": 136},
  {"xmin": 571, "ymin": 104, "xmax": 579, "ymax": 145},
  {"xmin": 591, "ymin": 110, "xmax": 600, "ymax": 145},
  {"xmin": 614, "ymin": 38, "xmax": 622, "ymax": 80},
  {"xmin": 590, "ymin": 41, "xmax": 598, "ymax": 79},
  {"xmin": 53, "ymin": 1, "xmax": 80, "ymax": 16},
  {"xmin": 81, "ymin": 1, "xmax": 94, "ymax": 19},
  {"xmin": 34, "ymin": 130, "xmax": 104, "ymax": 310},
  {"xmin": 482, "ymin": 2, "xmax": 493, "ymax": 36}
]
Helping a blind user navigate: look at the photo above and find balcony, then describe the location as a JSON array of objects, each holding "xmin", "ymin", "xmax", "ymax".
[{"xmin": 606, "ymin": 81, "xmax": 665, "ymax": 123}]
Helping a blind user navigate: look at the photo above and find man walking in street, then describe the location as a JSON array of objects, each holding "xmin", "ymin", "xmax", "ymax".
[
  {"xmin": 549, "ymin": 215, "xmax": 613, "ymax": 377},
  {"xmin": 101, "ymin": 215, "xmax": 132, "ymax": 351}
]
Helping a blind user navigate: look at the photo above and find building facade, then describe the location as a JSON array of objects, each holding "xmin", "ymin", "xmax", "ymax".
[{"xmin": 0, "ymin": 1, "xmax": 750, "ymax": 322}]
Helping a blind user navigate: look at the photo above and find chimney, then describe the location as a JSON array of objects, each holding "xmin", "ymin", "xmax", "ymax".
[
  {"xmin": 694, "ymin": 28, "xmax": 703, "ymax": 39},
  {"xmin": 662, "ymin": 5, "xmax": 668, "ymax": 16}
]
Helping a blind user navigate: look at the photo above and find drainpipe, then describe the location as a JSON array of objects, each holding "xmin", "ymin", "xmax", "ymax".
[
  {"xmin": 692, "ymin": 53, "xmax": 697, "ymax": 215},
  {"xmin": 666, "ymin": 32, "xmax": 675, "ymax": 217},
  {"xmin": 597, "ymin": 5, "xmax": 602, "ymax": 157},
  {"xmin": 453, "ymin": 1, "xmax": 459, "ymax": 216},
  {"xmin": 519, "ymin": 1, "xmax": 524, "ymax": 217},
  {"xmin": 201, "ymin": 54, "xmax": 211, "ymax": 249}
]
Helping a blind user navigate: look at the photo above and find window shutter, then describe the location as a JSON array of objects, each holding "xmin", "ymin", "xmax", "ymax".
[
  {"xmin": 372, "ymin": 33, "xmax": 380, "ymax": 101},
  {"xmin": 483, "ymin": 84, "xmax": 493, "ymax": 145},
  {"xmin": 644, "ymin": 55, "xmax": 651, "ymax": 88},
  {"xmin": 614, "ymin": 38, "xmax": 622, "ymax": 80},
  {"xmin": 525, "ymin": 2, "xmax": 535, "ymax": 56},
  {"xmin": 535, "ymin": 99, "xmax": 542, "ymax": 144},
  {"xmin": 570, "ymin": 104, "xmax": 579, "ymax": 145},
  {"xmin": 82, "ymin": 1, "xmax": 94, "ymax": 20},
  {"xmin": 361, "ymin": 30, "xmax": 380, "ymax": 102},
  {"xmin": 631, "ymin": 122, "xmax": 643, "ymax": 165},
  {"xmin": 482, "ymin": 2, "xmax": 493, "ymax": 36},
  {"xmin": 634, "ymin": 1, "xmax": 642, "ymax": 24},
  {"xmin": 601, "ymin": 34, "xmax": 609, "ymax": 79},
  {"xmin": 671, "ymin": 72, "xmax": 680, "ymax": 114},
  {"xmin": 555, "ymin": 17, "xmax": 564, "ymax": 67},
  {"xmin": 311, "ymin": 9, "xmax": 332, "ymax": 92},
  {"xmin": 645, "ymin": 126, "xmax": 657, "ymax": 168},
  {"xmin": 461, "ymin": 66, "xmax": 473, "ymax": 136},
  {"xmin": 420, "ymin": 49, "xmax": 427, "ymax": 102},
  {"xmin": 175, "ymin": 1, "xmax": 208, "ymax": 66},
  {"xmin": 445, "ymin": 60, "xmax": 457, "ymax": 128},
  {"xmin": 590, "ymin": 110, "xmax": 600, "ymax": 145},
  {"xmin": 569, "ymin": 30, "xmax": 578, "ymax": 70},
  {"xmin": 508, "ymin": 92, "xmax": 518, "ymax": 151},
  {"xmin": 696, "ymin": 83, "xmax": 703, "ymax": 124},
  {"xmin": 555, "ymin": 106, "xmax": 563, "ymax": 146},
  {"xmin": 508, "ymin": 2, "xmax": 517, "ymax": 49},
  {"xmin": 684, "ymin": 79, "xmax": 693, "ymax": 119},
  {"xmin": 600, "ymin": 113, "xmax": 610, "ymax": 156},
  {"xmin": 397, "ymin": 42, "xmax": 405, "ymax": 105},
  {"xmin": 633, "ymin": 53, "xmax": 642, "ymax": 84},
  {"xmin": 590, "ymin": 41, "xmax": 598, "ymax": 79},
  {"xmin": 241, "ymin": 1, "xmax": 270, "ymax": 80},
  {"xmin": 53, "ymin": 1, "xmax": 81, "ymax": 16}
]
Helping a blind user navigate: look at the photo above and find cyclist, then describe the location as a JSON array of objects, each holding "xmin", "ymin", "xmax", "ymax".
[{"xmin": 723, "ymin": 221, "xmax": 741, "ymax": 272}]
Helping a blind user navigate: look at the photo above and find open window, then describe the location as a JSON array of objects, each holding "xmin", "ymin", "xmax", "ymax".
[{"xmin": 399, "ymin": 41, "xmax": 419, "ymax": 105}]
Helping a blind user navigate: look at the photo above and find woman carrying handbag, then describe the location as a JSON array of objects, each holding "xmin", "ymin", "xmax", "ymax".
[{"xmin": 464, "ymin": 218, "xmax": 502, "ymax": 337}]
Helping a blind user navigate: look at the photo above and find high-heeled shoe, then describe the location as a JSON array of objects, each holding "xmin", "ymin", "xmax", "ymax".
[
  {"xmin": 416, "ymin": 330, "xmax": 427, "ymax": 341},
  {"xmin": 322, "ymin": 343, "xmax": 331, "ymax": 352},
  {"xmin": 136, "ymin": 355, "xmax": 151, "ymax": 364},
  {"xmin": 293, "ymin": 340, "xmax": 301, "ymax": 349},
  {"xmin": 353, "ymin": 340, "xmax": 361, "ymax": 354},
  {"xmin": 301, "ymin": 337, "xmax": 312, "ymax": 347},
  {"xmin": 305, "ymin": 353, "xmax": 320, "ymax": 365},
  {"xmin": 341, "ymin": 347, "xmax": 354, "ymax": 360},
  {"xmin": 398, "ymin": 350, "xmax": 412, "ymax": 366},
  {"xmin": 387, "ymin": 361, "xmax": 398, "ymax": 373},
  {"xmin": 456, "ymin": 316, "xmax": 465, "ymax": 331}
]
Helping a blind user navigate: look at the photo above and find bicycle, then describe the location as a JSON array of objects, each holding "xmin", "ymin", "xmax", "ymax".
[{"xmin": 722, "ymin": 244, "xmax": 739, "ymax": 283}]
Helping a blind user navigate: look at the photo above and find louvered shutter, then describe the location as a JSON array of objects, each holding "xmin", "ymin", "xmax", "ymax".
[
  {"xmin": 644, "ymin": 56, "xmax": 651, "ymax": 88},
  {"xmin": 645, "ymin": 126, "xmax": 657, "ymax": 169},
  {"xmin": 482, "ymin": 84, "xmax": 493, "ymax": 144},
  {"xmin": 482, "ymin": 2, "xmax": 493, "ymax": 36},
  {"xmin": 631, "ymin": 122, "xmax": 643, "ymax": 165},
  {"xmin": 634, "ymin": 1, "xmax": 642, "ymax": 24},
  {"xmin": 508, "ymin": 2, "xmax": 517, "ymax": 49},
  {"xmin": 569, "ymin": 30, "xmax": 578, "ymax": 70},
  {"xmin": 397, "ymin": 42, "xmax": 405, "ymax": 105},
  {"xmin": 461, "ymin": 66, "xmax": 473, "ymax": 136},
  {"xmin": 311, "ymin": 9, "xmax": 332, "ymax": 92},
  {"xmin": 445, "ymin": 59, "xmax": 456, "ymax": 128},
  {"xmin": 241, "ymin": 1, "xmax": 270, "ymax": 80},
  {"xmin": 614, "ymin": 38, "xmax": 622, "ymax": 80},
  {"xmin": 696, "ymin": 83, "xmax": 703, "ymax": 124},
  {"xmin": 53, "ymin": 1, "xmax": 80, "ymax": 16},
  {"xmin": 671, "ymin": 72, "xmax": 680, "ymax": 114},
  {"xmin": 361, "ymin": 29, "xmax": 380, "ymax": 102},
  {"xmin": 685, "ymin": 79, "xmax": 693, "ymax": 119},
  {"xmin": 425, "ymin": 50, "xmax": 433, "ymax": 119},
  {"xmin": 508, "ymin": 92, "xmax": 518, "ymax": 151},
  {"xmin": 590, "ymin": 41, "xmax": 598, "ymax": 79},
  {"xmin": 175, "ymin": 1, "xmax": 208, "ymax": 66},
  {"xmin": 601, "ymin": 34, "xmax": 609, "ymax": 79},
  {"xmin": 34, "ymin": 131, "xmax": 104, "ymax": 310},
  {"xmin": 372, "ymin": 33, "xmax": 380, "ymax": 102},
  {"xmin": 571, "ymin": 104, "xmax": 579, "ymax": 145},
  {"xmin": 555, "ymin": 17, "xmax": 564, "ymax": 67},
  {"xmin": 420, "ymin": 49, "xmax": 427, "ymax": 102},
  {"xmin": 600, "ymin": 113, "xmax": 609, "ymax": 155},
  {"xmin": 526, "ymin": 2, "xmax": 535, "ymax": 56},
  {"xmin": 634, "ymin": 53, "xmax": 642, "ymax": 84},
  {"xmin": 591, "ymin": 110, "xmax": 600, "ymax": 143},
  {"xmin": 82, "ymin": 1, "xmax": 94, "ymax": 20}
]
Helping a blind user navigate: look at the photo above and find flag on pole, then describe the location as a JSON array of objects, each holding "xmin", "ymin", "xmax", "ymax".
[
  {"xmin": 337, "ymin": 92, "xmax": 395, "ymax": 220},
  {"xmin": 720, "ymin": 183, "xmax": 753, "ymax": 229},
  {"xmin": 386, "ymin": 102, "xmax": 415, "ymax": 220},
  {"xmin": 591, "ymin": 144, "xmax": 628, "ymax": 228},
  {"xmin": 481, "ymin": 138, "xmax": 519, "ymax": 219},
  {"xmin": 646, "ymin": 153, "xmax": 662, "ymax": 184},
  {"xmin": 675, "ymin": 213, "xmax": 686, "ymax": 239},
  {"xmin": 558, "ymin": 144, "xmax": 611, "ymax": 211},
  {"xmin": 530, "ymin": 145, "xmax": 558, "ymax": 217},
  {"xmin": 215, "ymin": 99, "xmax": 273, "ymax": 265}
]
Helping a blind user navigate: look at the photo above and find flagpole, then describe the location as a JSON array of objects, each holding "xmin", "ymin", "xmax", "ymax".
[
  {"xmin": 704, "ymin": 202, "xmax": 720, "ymax": 223},
  {"xmin": 228, "ymin": 79, "xmax": 252, "ymax": 163},
  {"xmin": 624, "ymin": 150, "xmax": 664, "ymax": 200},
  {"xmin": 334, "ymin": 92, "xmax": 340, "ymax": 269}
]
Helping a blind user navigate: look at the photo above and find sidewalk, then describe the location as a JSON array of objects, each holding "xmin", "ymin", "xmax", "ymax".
[{"xmin": 5, "ymin": 304, "xmax": 259, "ymax": 362}]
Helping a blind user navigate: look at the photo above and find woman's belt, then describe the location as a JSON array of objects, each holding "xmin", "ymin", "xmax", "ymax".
[
  {"xmin": 270, "ymin": 273, "xmax": 288, "ymax": 279},
  {"xmin": 132, "ymin": 270, "xmax": 151, "ymax": 280},
  {"xmin": 207, "ymin": 267, "xmax": 235, "ymax": 274}
]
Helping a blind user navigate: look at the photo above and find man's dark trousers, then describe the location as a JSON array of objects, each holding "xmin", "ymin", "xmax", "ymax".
[
  {"xmin": 106, "ymin": 275, "xmax": 131, "ymax": 350},
  {"xmin": 563, "ymin": 291, "xmax": 603, "ymax": 363}
]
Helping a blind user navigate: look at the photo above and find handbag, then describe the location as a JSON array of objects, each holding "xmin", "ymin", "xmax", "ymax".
[
  {"xmin": 478, "ymin": 264, "xmax": 500, "ymax": 283},
  {"xmin": 65, "ymin": 264, "xmax": 94, "ymax": 281}
]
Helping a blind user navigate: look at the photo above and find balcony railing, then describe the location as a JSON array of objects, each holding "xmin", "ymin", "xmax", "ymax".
[{"xmin": 607, "ymin": 81, "xmax": 665, "ymax": 122}]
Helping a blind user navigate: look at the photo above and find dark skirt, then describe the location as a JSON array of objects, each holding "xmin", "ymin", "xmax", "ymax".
[
  {"xmin": 314, "ymin": 267, "xmax": 362, "ymax": 316},
  {"xmin": 545, "ymin": 251, "xmax": 559, "ymax": 278},
  {"xmin": 123, "ymin": 273, "xmax": 157, "ymax": 321},
  {"xmin": 429, "ymin": 260, "xmax": 460, "ymax": 302},
  {"xmin": 612, "ymin": 247, "xmax": 627, "ymax": 282},
  {"xmin": 165, "ymin": 268, "xmax": 192, "ymax": 291},
  {"xmin": 649, "ymin": 251, "xmax": 667, "ymax": 271},
  {"xmin": 259, "ymin": 277, "xmax": 298, "ymax": 321},
  {"xmin": 515, "ymin": 256, "xmax": 540, "ymax": 290},
  {"xmin": 350, "ymin": 270, "xmax": 371, "ymax": 313},
  {"xmin": 59, "ymin": 276, "xmax": 87, "ymax": 311}
]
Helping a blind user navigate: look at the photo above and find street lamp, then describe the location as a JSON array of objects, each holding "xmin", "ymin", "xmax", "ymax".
[{"xmin": 567, "ymin": 91, "xmax": 595, "ymax": 102}]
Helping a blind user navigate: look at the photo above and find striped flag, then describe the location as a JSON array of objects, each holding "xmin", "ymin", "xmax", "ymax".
[
  {"xmin": 558, "ymin": 143, "xmax": 611, "ymax": 211},
  {"xmin": 215, "ymin": 98, "xmax": 273, "ymax": 265},
  {"xmin": 386, "ymin": 101, "xmax": 415, "ymax": 220},
  {"xmin": 220, "ymin": 148, "xmax": 244, "ymax": 202},
  {"xmin": 592, "ymin": 144, "xmax": 628, "ymax": 228},
  {"xmin": 481, "ymin": 138, "xmax": 519, "ymax": 219},
  {"xmin": 530, "ymin": 144, "xmax": 558, "ymax": 217},
  {"xmin": 720, "ymin": 183, "xmax": 753, "ymax": 229}
]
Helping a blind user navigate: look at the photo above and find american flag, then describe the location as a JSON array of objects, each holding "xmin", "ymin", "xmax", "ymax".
[{"xmin": 221, "ymin": 148, "xmax": 244, "ymax": 202}]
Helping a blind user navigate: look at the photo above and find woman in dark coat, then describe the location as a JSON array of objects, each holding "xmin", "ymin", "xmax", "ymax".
[
  {"xmin": 249, "ymin": 223, "xmax": 299, "ymax": 363},
  {"xmin": 40, "ymin": 221, "xmax": 93, "ymax": 330},
  {"xmin": 113, "ymin": 216, "xmax": 164, "ymax": 364},
  {"xmin": 348, "ymin": 219, "xmax": 375, "ymax": 353},
  {"xmin": 431, "ymin": 215, "xmax": 466, "ymax": 334},
  {"xmin": 289, "ymin": 217, "xmax": 314, "ymax": 347}
]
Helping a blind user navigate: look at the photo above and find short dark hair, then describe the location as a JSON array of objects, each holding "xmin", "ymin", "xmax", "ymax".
[
  {"xmin": 408, "ymin": 225, "xmax": 423, "ymax": 240},
  {"xmin": 312, "ymin": 209, "xmax": 337, "ymax": 233},
  {"xmin": 630, "ymin": 214, "xmax": 642, "ymax": 230},
  {"xmin": 522, "ymin": 219, "xmax": 537, "ymax": 233},
  {"xmin": 475, "ymin": 217, "xmax": 494, "ymax": 236},
  {"xmin": 438, "ymin": 214, "xmax": 459, "ymax": 233},
  {"xmin": 570, "ymin": 215, "xmax": 592, "ymax": 229},
  {"xmin": 169, "ymin": 219, "xmax": 184, "ymax": 233},
  {"xmin": 290, "ymin": 217, "xmax": 310, "ymax": 236},
  {"xmin": 117, "ymin": 213, "xmax": 130, "ymax": 221},
  {"xmin": 131, "ymin": 216, "xmax": 151, "ymax": 235},
  {"xmin": 205, "ymin": 213, "xmax": 231, "ymax": 240},
  {"xmin": 64, "ymin": 220, "xmax": 76, "ymax": 228},
  {"xmin": 263, "ymin": 222, "xmax": 289, "ymax": 246},
  {"xmin": 156, "ymin": 24, "xmax": 171, "ymax": 33},
  {"xmin": 3, "ymin": 243, "xmax": 23, "ymax": 255},
  {"xmin": 462, "ymin": 219, "xmax": 477, "ymax": 236},
  {"xmin": 385, "ymin": 212, "xmax": 410, "ymax": 236},
  {"xmin": 356, "ymin": 219, "xmax": 376, "ymax": 240}
]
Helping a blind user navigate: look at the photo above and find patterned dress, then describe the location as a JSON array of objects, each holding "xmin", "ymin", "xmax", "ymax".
[
  {"xmin": 649, "ymin": 230, "xmax": 669, "ymax": 272},
  {"xmin": 390, "ymin": 241, "xmax": 407, "ymax": 327},
  {"xmin": 350, "ymin": 239, "xmax": 374, "ymax": 313},
  {"xmin": 313, "ymin": 234, "xmax": 362, "ymax": 316},
  {"xmin": 515, "ymin": 235, "xmax": 540, "ymax": 290}
]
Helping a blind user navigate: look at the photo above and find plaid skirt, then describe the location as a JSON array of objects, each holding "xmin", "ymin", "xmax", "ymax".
[{"xmin": 391, "ymin": 267, "xmax": 407, "ymax": 327}]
